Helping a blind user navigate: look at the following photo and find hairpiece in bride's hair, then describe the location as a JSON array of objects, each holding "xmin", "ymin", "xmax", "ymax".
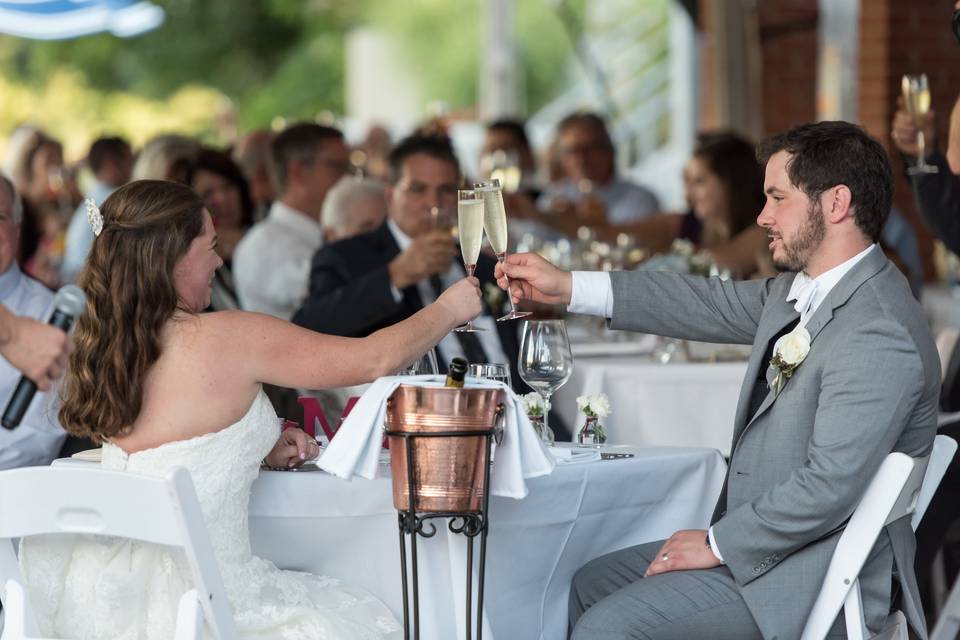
[{"xmin": 85, "ymin": 198, "xmax": 103, "ymax": 237}]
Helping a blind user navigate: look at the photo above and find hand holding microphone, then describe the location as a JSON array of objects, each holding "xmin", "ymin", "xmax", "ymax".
[{"xmin": 1, "ymin": 285, "xmax": 85, "ymax": 430}]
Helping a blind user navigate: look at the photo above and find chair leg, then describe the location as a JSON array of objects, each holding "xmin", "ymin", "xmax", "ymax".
[
  {"xmin": 174, "ymin": 589, "xmax": 203, "ymax": 640},
  {"xmin": 931, "ymin": 576, "xmax": 960, "ymax": 640},
  {"xmin": 934, "ymin": 548, "xmax": 949, "ymax": 618}
]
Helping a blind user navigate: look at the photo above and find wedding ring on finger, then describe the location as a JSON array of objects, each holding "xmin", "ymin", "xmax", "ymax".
[{"xmin": 661, "ymin": 554, "xmax": 669, "ymax": 561}]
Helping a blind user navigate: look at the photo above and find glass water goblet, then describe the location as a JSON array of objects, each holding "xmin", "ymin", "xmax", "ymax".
[
  {"xmin": 455, "ymin": 189, "xmax": 485, "ymax": 332},
  {"xmin": 518, "ymin": 320, "xmax": 573, "ymax": 445},
  {"xmin": 475, "ymin": 178, "xmax": 532, "ymax": 322},
  {"xmin": 468, "ymin": 363, "xmax": 511, "ymax": 387},
  {"xmin": 902, "ymin": 73, "xmax": 938, "ymax": 175},
  {"xmin": 397, "ymin": 349, "xmax": 439, "ymax": 376}
]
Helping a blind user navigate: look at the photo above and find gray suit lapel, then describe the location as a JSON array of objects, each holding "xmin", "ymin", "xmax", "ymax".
[{"xmin": 738, "ymin": 246, "xmax": 889, "ymax": 439}]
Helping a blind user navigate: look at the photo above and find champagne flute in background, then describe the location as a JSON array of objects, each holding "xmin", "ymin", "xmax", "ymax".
[
  {"xmin": 518, "ymin": 320, "xmax": 573, "ymax": 445},
  {"xmin": 475, "ymin": 178, "xmax": 532, "ymax": 321},
  {"xmin": 455, "ymin": 189, "xmax": 485, "ymax": 332},
  {"xmin": 902, "ymin": 74, "xmax": 939, "ymax": 175}
]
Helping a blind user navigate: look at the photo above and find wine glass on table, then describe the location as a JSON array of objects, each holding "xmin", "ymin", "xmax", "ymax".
[
  {"xmin": 475, "ymin": 178, "xmax": 531, "ymax": 322},
  {"xmin": 902, "ymin": 73, "xmax": 938, "ymax": 175},
  {"xmin": 518, "ymin": 320, "xmax": 573, "ymax": 445},
  {"xmin": 455, "ymin": 189, "xmax": 485, "ymax": 332},
  {"xmin": 468, "ymin": 363, "xmax": 511, "ymax": 386}
]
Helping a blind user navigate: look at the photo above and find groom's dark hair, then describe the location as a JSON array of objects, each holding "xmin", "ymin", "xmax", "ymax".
[{"xmin": 757, "ymin": 121, "xmax": 893, "ymax": 242}]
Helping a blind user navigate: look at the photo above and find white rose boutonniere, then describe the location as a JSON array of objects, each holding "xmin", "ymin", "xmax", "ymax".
[{"xmin": 769, "ymin": 326, "xmax": 811, "ymax": 395}]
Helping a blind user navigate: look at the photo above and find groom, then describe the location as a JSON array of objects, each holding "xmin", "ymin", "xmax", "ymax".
[{"xmin": 497, "ymin": 121, "xmax": 940, "ymax": 639}]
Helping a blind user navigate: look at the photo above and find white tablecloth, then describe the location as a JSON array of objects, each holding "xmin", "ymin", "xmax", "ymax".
[
  {"xmin": 554, "ymin": 354, "xmax": 748, "ymax": 456},
  {"xmin": 247, "ymin": 446, "xmax": 726, "ymax": 640}
]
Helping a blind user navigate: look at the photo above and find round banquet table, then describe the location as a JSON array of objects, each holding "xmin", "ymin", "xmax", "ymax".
[{"xmin": 247, "ymin": 445, "xmax": 726, "ymax": 640}]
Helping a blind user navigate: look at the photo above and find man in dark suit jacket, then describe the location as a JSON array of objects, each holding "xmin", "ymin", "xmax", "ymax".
[{"xmin": 293, "ymin": 135, "xmax": 554, "ymax": 432}]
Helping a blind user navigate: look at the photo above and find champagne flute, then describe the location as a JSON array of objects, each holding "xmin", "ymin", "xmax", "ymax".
[
  {"xmin": 518, "ymin": 320, "xmax": 573, "ymax": 445},
  {"xmin": 455, "ymin": 189, "xmax": 485, "ymax": 332},
  {"xmin": 902, "ymin": 74, "xmax": 939, "ymax": 175},
  {"xmin": 475, "ymin": 178, "xmax": 532, "ymax": 321}
]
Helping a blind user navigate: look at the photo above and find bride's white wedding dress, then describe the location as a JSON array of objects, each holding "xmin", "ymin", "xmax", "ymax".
[{"xmin": 19, "ymin": 390, "xmax": 402, "ymax": 639}]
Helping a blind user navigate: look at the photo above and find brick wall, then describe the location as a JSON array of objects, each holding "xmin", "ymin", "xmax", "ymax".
[{"xmin": 756, "ymin": 0, "xmax": 819, "ymax": 136}]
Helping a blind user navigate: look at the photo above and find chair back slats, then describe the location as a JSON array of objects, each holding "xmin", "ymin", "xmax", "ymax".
[
  {"xmin": 802, "ymin": 435, "xmax": 958, "ymax": 640},
  {"xmin": 0, "ymin": 465, "xmax": 238, "ymax": 640}
]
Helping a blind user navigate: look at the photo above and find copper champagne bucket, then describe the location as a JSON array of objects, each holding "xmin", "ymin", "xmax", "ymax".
[{"xmin": 386, "ymin": 385, "xmax": 505, "ymax": 513}]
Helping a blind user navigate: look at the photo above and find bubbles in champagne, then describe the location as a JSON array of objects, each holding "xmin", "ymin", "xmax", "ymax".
[
  {"xmin": 479, "ymin": 186, "xmax": 509, "ymax": 255},
  {"xmin": 457, "ymin": 199, "xmax": 485, "ymax": 265}
]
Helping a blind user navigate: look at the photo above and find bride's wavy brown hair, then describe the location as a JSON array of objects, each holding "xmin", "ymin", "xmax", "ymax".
[{"xmin": 60, "ymin": 180, "xmax": 205, "ymax": 441}]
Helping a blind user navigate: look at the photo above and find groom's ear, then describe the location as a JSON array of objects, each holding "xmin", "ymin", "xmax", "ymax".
[{"xmin": 824, "ymin": 184, "xmax": 852, "ymax": 224}]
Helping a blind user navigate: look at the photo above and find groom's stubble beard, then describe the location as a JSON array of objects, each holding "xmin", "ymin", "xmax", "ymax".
[{"xmin": 773, "ymin": 199, "xmax": 827, "ymax": 273}]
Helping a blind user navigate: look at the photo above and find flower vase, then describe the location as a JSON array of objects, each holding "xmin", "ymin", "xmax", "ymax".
[
  {"xmin": 529, "ymin": 414, "xmax": 547, "ymax": 441},
  {"xmin": 577, "ymin": 415, "xmax": 607, "ymax": 446}
]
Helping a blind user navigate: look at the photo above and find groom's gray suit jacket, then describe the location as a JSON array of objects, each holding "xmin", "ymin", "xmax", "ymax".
[{"xmin": 608, "ymin": 246, "xmax": 939, "ymax": 640}]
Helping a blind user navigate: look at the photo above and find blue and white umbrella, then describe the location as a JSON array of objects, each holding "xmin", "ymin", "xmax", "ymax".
[{"xmin": 0, "ymin": 0, "xmax": 164, "ymax": 40}]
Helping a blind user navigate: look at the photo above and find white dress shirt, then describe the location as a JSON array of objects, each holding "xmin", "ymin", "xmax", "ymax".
[
  {"xmin": 0, "ymin": 264, "xmax": 66, "ymax": 468},
  {"xmin": 233, "ymin": 201, "xmax": 324, "ymax": 320},
  {"xmin": 567, "ymin": 243, "xmax": 878, "ymax": 562},
  {"xmin": 386, "ymin": 219, "xmax": 510, "ymax": 368}
]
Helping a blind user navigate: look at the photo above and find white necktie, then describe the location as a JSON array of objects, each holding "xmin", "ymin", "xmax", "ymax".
[{"xmin": 793, "ymin": 279, "xmax": 818, "ymax": 324}]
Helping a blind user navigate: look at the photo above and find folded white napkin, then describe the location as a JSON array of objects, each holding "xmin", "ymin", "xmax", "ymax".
[
  {"xmin": 549, "ymin": 447, "xmax": 602, "ymax": 464},
  {"xmin": 318, "ymin": 374, "xmax": 555, "ymax": 499}
]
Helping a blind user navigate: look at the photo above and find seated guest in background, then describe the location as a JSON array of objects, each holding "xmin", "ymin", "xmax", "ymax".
[
  {"xmin": 232, "ymin": 129, "xmax": 275, "ymax": 222},
  {"xmin": 233, "ymin": 123, "xmax": 349, "ymax": 319},
  {"xmin": 61, "ymin": 136, "xmax": 133, "ymax": 283},
  {"xmin": 0, "ymin": 174, "xmax": 66, "ymax": 467},
  {"xmin": 480, "ymin": 119, "xmax": 541, "ymax": 199},
  {"xmin": 320, "ymin": 176, "xmax": 387, "ymax": 244},
  {"xmin": 187, "ymin": 148, "xmax": 256, "ymax": 310},
  {"xmin": 12, "ymin": 131, "xmax": 78, "ymax": 288},
  {"xmin": 293, "ymin": 135, "xmax": 526, "ymax": 394},
  {"xmin": 500, "ymin": 121, "xmax": 938, "ymax": 639},
  {"xmin": 20, "ymin": 179, "xmax": 481, "ymax": 639},
  {"xmin": 131, "ymin": 134, "xmax": 200, "ymax": 183},
  {"xmin": 538, "ymin": 112, "xmax": 660, "ymax": 228}
]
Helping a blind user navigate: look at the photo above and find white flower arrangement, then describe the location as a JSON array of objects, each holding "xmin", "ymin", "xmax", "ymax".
[
  {"xmin": 576, "ymin": 393, "xmax": 612, "ymax": 419},
  {"xmin": 769, "ymin": 326, "xmax": 811, "ymax": 395},
  {"xmin": 519, "ymin": 392, "xmax": 550, "ymax": 417}
]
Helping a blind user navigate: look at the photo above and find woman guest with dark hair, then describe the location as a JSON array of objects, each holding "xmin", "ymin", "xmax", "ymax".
[
  {"xmin": 18, "ymin": 179, "xmax": 481, "ymax": 638},
  {"xmin": 682, "ymin": 132, "xmax": 772, "ymax": 278},
  {"xmin": 187, "ymin": 148, "xmax": 255, "ymax": 309}
]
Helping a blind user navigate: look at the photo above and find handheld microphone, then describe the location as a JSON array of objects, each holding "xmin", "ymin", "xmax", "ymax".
[{"xmin": 2, "ymin": 285, "xmax": 86, "ymax": 430}]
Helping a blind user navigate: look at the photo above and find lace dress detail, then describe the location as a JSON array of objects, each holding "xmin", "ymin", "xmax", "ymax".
[{"xmin": 19, "ymin": 390, "xmax": 402, "ymax": 639}]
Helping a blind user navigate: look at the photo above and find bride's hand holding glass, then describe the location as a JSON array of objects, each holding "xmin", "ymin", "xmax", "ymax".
[{"xmin": 434, "ymin": 276, "xmax": 483, "ymax": 328}]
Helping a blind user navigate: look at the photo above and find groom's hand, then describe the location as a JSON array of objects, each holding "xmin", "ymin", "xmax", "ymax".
[
  {"xmin": 645, "ymin": 529, "xmax": 720, "ymax": 577},
  {"xmin": 494, "ymin": 252, "xmax": 573, "ymax": 306}
]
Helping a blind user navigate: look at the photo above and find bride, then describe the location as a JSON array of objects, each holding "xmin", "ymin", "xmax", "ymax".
[{"xmin": 19, "ymin": 180, "xmax": 481, "ymax": 639}]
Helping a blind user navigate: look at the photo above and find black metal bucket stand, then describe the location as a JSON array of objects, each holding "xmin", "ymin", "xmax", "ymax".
[{"xmin": 386, "ymin": 428, "xmax": 495, "ymax": 640}]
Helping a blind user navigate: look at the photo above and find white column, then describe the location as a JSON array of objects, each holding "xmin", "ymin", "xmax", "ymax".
[{"xmin": 479, "ymin": 0, "xmax": 520, "ymax": 121}]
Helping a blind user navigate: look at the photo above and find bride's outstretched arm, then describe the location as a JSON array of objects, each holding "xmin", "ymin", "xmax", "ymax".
[{"xmin": 210, "ymin": 277, "xmax": 482, "ymax": 391}]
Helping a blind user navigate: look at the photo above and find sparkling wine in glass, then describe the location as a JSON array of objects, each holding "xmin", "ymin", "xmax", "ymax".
[
  {"xmin": 902, "ymin": 74, "xmax": 938, "ymax": 175},
  {"xmin": 475, "ymin": 178, "xmax": 531, "ymax": 322},
  {"xmin": 455, "ymin": 189, "xmax": 485, "ymax": 332},
  {"xmin": 518, "ymin": 320, "xmax": 573, "ymax": 445}
]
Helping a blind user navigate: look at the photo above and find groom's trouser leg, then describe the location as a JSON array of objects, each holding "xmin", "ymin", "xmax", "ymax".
[{"xmin": 568, "ymin": 539, "xmax": 763, "ymax": 640}]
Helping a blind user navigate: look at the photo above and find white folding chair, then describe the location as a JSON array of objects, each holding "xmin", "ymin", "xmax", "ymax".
[
  {"xmin": 801, "ymin": 434, "xmax": 957, "ymax": 640},
  {"xmin": 0, "ymin": 465, "xmax": 238, "ymax": 640}
]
